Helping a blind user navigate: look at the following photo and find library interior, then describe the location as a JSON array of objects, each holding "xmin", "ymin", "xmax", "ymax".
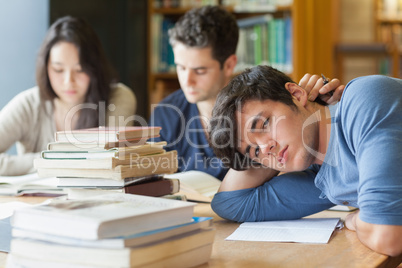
[{"xmin": 0, "ymin": 0, "xmax": 401, "ymax": 267}]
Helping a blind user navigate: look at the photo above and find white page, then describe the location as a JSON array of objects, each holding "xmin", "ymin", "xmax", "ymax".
[
  {"xmin": 165, "ymin": 171, "xmax": 221, "ymax": 202},
  {"xmin": 328, "ymin": 205, "xmax": 357, "ymax": 212},
  {"xmin": 0, "ymin": 173, "xmax": 41, "ymax": 184},
  {"xmin": 165, "ymin": 171, "xmax": 221, "ymax": 197},
  {"xmin": 0, "ymin": 202, "xmax": 31, "ymax": 219},
  {"xmin": 0, "ymin": 174, "xmax": 60, "ymax": 195},
  {"xmin": 226, "ymin": 218, "xmax": 341, "ymax": 244}
]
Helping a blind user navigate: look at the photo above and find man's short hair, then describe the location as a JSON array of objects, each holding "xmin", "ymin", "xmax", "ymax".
[
  {"xmin": 208, "ymin": 65, "xmax": 296, "ymax": 170},
  {"xmin": 168, "ymin": 5, "xmax": 239, "ymax": 68}
]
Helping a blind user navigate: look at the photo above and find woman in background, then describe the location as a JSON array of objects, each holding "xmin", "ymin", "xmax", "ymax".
[{"xmin": 0, "ymin": 16, "xmax": 137, "ymax": 175}]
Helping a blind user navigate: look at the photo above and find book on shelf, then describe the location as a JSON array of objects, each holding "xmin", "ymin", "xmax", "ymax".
[
  {"xmin": 36, "ymin": 155, "xmax": 178, "ymax": 180},
  {"xmin": 9, "ymin": 228, "xmax": 215, "ymax": 268},
  {"xmin": 66, "ymin": 178, "xmax": 180, "ymax": 199},
  {"xmin": 11, "ymin": 192, "xmax": 196, "ymax": 240},
  {"xmin": 34, "ymin": 150, "xmax": 174, "ymax": 170},
  {"xmin": 55, "ymin": 126, "xmax": 161, "ymax": 143},
  {"xmin": 275, "ymin": 18, "xmax": 286, "ymax": 71},
  {"xmin": 232, "ymin": 1, "xmax": 276, "ymax": 12},
  {"xmin": 237, "ymin": 14, "xmax": 273, "ymax": 29},
  {"xmin": 0, "ymin": 173, "xmax": 63, "ymax": 197},
  {"xmin": 165, "ymin": 170, "xmax": 221, "ymax": 203},
  {"xmin": 235, "ymin": 14, "xmax": 292, "ymax": 74},
  {"xmin": 151, "ymin": 15, "xmax": 176, "ymax": 73},
  {"xmin": 268, "ymin": 18, "xmax": 277, "ymax": 69},
  {"xmin": 46, "ymin": 136, "xmax": 154, "ymax": 151},
  {"xmin": 6, "ymin": 243, "xmax": 213, "ymax": 268},
  {"xmin": 12, "ymin": 216, "xmax": 213, "ymax": 249}
]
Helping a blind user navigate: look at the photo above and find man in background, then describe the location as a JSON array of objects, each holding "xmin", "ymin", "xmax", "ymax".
[{"xmin": 149, "ymin": 5, "xmax": 343, "ymax": 180}]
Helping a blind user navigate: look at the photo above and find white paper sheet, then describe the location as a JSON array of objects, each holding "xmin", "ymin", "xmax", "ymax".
[{"xmin": 226, "ymin": 218, "xmax": 342, "ymax": 244}]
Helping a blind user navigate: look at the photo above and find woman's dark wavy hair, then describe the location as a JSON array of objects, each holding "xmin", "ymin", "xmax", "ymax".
[
  {"xmin": 36, "ymin": 16, "xmax": 116, "ymax": 129},
  {"xmin": 168, "ymin": 5, "xmax": 238, "ymax": 68},
  {"xmin": 208, "ymin": 65, "xmax": 297, "ymax": 170}
]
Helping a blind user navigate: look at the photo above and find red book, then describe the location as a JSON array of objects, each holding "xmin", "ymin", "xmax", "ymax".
[
  {"xmin": 122, "ymin": 178, "xmax": 180, "ymax": 197},
  {"xmin": 67, "ymin": 178, "xmax": 180, "ymax": 199}
]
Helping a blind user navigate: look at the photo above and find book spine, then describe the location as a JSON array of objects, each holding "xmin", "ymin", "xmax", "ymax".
[
  {"xmin": 160, "ymin": 18, "xmax": 170, "ymax": 72},
  {"xmin": 284, "ymin": 16, "xmax": 293, "ymax": 73},
  {"xmin": 253, "ymin": 24, "xmax": 262, "ymax": 65},
  {"xmin": 37, "ymin": 162, "xmax": 177, "ymax": 180},
  {"xmin": 268, "ymin": 19, "xmax": 277, "ymax": 69},
  {"xmin": 261, "ymin": 22, "xmax": 269, "ymax": 65},
  {"xmin": 167, "ymin": 19, "xmax": 176, "ymax": 72},
  {"xmin": 34, "ymin": 158, "xmax": 114, "ymax": 170},
  {"xmin": 123, "ymin": 178, "xmax": 179, "ymax": 197},
  {"xmin": 152, "ymin": 14, "xmax": 162, "ymax": 72},
  {"xmin": 237, "ymin": 15, "xmax": 272, "ymax": 28},
  {"xmin": 276, "ymin": 18, "xmax": 285, "ymax": 72}
]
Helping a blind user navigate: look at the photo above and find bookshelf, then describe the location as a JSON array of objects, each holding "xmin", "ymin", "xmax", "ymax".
[
  {"xmin": 50, "ymin": 0, "xmax": 148, "ymax": 118},
  {"xmin": 374, "ymin": 0, "xmax": 402, "ymax": 77},
  {"xmin": 147, "ymin": 0, "xmax": 338, "ymax": 113}
]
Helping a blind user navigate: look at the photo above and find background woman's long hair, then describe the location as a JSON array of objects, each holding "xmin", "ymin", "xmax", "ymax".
[{"xmin": 36, "ymin": 16, "xmax": 116, "ymax": 129}]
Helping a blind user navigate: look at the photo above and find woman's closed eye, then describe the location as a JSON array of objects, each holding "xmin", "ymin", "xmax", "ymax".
[{"xmin": 52, "ymin": 68, "xmax": 63, "ymax": 73}]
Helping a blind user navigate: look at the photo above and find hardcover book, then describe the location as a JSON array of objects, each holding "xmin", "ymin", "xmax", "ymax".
[
  {"xmin": 9, "ymin": 229, "xmax": 215, "ymax": 268},
  {"xmin": 47, "ymin": 136, "xmax": 154, "ymax": 151},
  {"xmin": 11, "ymin": 193, "xmax": 195, "ymax": 240},
  {"xmin": 39, "ymin": 142, "xmax": 167, "ymax": 160},
  {"xmin": 34, "ymin": 150, "xmax": 175, "ymax": 170},
  {"xmin": 66, "ymin": 178, "xmax": 180, "ymax": 199},
  {"xmin": 36, "ymin": 157, "xmax": 178, "ymax": 180},
  {"xmin": 6, "ymin": 243, "xmax": 213, "ymax": 268},
  {"xmin": 57, "ymin": 175, "xmax": 163, "ymax": 188},
  {"xmin": 12, "ymin": 217, "xmax": 213, "ymax": 249},
  {"xmin": 46, "ymin": 137, "xmax": 154, "ymax": 151},
  {"xmin": 55, "ymin": 126, "xmax": 161, "ymax": 143}
]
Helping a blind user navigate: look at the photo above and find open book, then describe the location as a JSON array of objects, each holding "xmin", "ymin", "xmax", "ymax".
[
  {"xmin": 226, "ymin": 218, "xmax": 343, "ymax": 244},
  {"xmin": 0, "ymin": 173, "xmax": 63, "ymax": 196},
  {"xmin": 165, "ymin": 171, "xmax": 221, "ymax": 203},
  {"xmin": 11, "ymin": 192, "xmax": 196, "ymax": 240}
]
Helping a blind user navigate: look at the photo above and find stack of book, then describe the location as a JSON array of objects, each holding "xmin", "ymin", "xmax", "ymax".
[
  {"xmin": 6, "ymin": 193, "xmax": 215, "ymax": 267},
  {"xmin": 33, "ymin": 127, "xmax": 180, "ymax": 199}
]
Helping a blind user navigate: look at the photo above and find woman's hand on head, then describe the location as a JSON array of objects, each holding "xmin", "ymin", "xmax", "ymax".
[{"xmin": 299, "ymin": 73, "xmax": 345, "ymax": 105}]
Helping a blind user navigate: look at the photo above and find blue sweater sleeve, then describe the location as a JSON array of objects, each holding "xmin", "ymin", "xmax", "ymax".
[{"xmin": 211, "ymin": 168, "xmax": 334, "ymax": 222}]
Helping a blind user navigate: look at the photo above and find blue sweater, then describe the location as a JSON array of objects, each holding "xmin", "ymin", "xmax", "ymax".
[{"xmin": 149, "ymin": 90, "xmax": 228, "ymax": 181}]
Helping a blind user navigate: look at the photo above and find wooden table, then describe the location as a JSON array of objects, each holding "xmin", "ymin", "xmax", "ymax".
[{"xmin": 1, "ymin": 196, "xmax": 401, "ymax": 268}]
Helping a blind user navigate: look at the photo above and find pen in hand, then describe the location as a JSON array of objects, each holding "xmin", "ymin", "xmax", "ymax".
[{"xmin": 321, "ymin": 74, "xmax": 334, "ymax": 97}]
